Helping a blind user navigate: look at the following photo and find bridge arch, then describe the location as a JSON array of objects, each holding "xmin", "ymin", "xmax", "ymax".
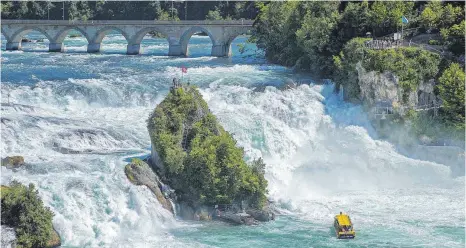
[
  {"xmin": 11, "ymin": 27, "xmax": 52, "ymax": 43},
  {"xmin": 94, "ymin": 26, "xmax": 129, "ymax": 44},
  {"xmin": 131, "ymin": 27, "xmax": 169, "ymax": 45},
  {"xmin": 224, "ymin": 30, "xmax": 250, "ymax": 57},
  {"xmin": 180, "ymin": 26, "xmax": 215, "ymax": 56},
  {"xmin": 54, "ymin": 27, "xmax": 90, "ymax": 44}
]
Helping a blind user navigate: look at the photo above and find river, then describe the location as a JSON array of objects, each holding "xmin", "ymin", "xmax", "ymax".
[{"xmin": 1, "ymin": 32, "xmax": 464, "ymax": 247}]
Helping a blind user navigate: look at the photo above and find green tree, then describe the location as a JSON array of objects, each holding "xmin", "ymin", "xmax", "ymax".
[
  {"xmin": 296, "ymin": 1, "xmax": 340, "ymax": 74},
  {"xmin": 438, "ymin": 63, "xmax": 465, "ymax": 126},
  {"xmin": 440, "ymin": 4, "xmax": 463, "ymax": 28},
  {"xmin": 206, "ymin": 7, "xmax": 223, "ymax": 20}
]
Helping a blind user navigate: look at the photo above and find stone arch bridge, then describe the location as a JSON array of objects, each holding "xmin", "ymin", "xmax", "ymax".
[{"xmin": 1, "ymin": 19, "xmax": 253, "ymax": 57}]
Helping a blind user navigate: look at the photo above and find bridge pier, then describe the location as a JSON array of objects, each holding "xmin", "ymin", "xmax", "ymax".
[
  {"xmin": 127, "ymin": 44, "xmax": 141, "ymax": 55},
  {"xmin": 6, "ymin": 42, "xmax": 21, "ymax": 51},
  {"xmin": 87, "ymin": 43, "xmax": 101, "ymax": 53},
  {"xmin": 168, "ymin": 44, "xmax": 183, "ymax": 56},
  {"xmin": 49, "ymin": 42, "xmax": 63, "ymax": 52},
  {"xmin": 211, "ymin": 43, "xmax": 231, "ymax": 57}
]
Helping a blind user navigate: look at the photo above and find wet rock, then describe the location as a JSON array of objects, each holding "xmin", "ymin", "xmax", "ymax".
[
  {"xmin": 246, "ymin": 209, "xmax": 275, "ymax": 222},
  {"xmin": 1, "ymin": 156, "xmax": 25, "ymax": 169},
  {"xmin": 216, "ymin": 212, "xmax": 258, "ymax": 225},
  {"xmin": 124, "ymin": 159, "xmax": 174, "ymax": 214}
]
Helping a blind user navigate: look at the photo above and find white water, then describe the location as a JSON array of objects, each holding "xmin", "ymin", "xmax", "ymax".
[{"xmin": 1, "ymin": 33, "xmax": 463, "ymax": 247}]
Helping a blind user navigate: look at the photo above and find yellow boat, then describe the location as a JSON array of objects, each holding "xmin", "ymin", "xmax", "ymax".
[{"xmin": 334, "ymin": 212, "xmax": 355, "ymax": 239}]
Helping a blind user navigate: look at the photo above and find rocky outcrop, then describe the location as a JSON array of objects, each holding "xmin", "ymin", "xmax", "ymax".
[
  {"xmin": 124, "ymin": 159, "xmax": 174, "ymax": 214},
  {"xmin": 1, "ymin": 156, "xmax": 25, "ymax": 169},
  {"xmin": 356, "ymin": 62, "xmax": 402, "ymax": 106},
  {"xmin": 46, "ymin": 228, "xmax": 61, "ymax": 248},
  {"xmin": 217, "ymin": 212, "xmax": 258, "ymax": 225},
  {"xmin": 246, "ymin": 209, "xmax": 275, "ymax": 222},
  {"xmin": 356, "ymin": 62, "xmax": 438, "ymax": 114}
]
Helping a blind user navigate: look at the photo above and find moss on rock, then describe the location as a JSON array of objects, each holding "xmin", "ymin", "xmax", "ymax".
[{"xmin": 1, "ymin": 156, "xmax": 25, "ymax": 168}]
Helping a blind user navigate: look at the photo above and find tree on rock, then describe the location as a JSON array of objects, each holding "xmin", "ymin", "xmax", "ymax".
[{"xmin": 147, "ymin": 85, "xmax": 268, "ymax": 210}]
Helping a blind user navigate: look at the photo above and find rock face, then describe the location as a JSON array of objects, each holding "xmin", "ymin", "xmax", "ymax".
[
  {"xmin": 124, "ymin": 159, "xmax": 174, "ymax": 214},
  {"xmin": 356, "ymin": 62, "xmax": 437, "ymax": 113},
  {"xmin": 357, "ymin": 62, "xmax": 402, "ymax": 106},
  {"xmin": 1, "ymin": 156, "xmax": 25, "ymax": 169}
]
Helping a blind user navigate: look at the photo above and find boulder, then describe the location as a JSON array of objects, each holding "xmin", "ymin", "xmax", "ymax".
[
  {"xmin": 217, "ymin": 212, "xmax": 258, "ymax": 225},
  {"xmin": 246, "ymin": 209, "xmax": 275, "ymax": 222},
  {"xmin": 124, "ymin": 159, "xmax": 174, "ymax": 214},
  {"xmin": 1, "ymin": 156, "xmax": 25, "ymax": 169}
]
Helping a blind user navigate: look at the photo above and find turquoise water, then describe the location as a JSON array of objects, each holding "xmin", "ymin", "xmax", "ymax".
[{"xmin": 1, "ymin": 32, "xmax": 464, "ymax": 247}]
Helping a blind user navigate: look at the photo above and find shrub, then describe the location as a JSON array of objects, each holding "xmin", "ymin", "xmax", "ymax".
[
  {"xmin": 428, "ymin": 39, "xmax": 441, "ymax": 45},
  {"xmin": 1, "ymin": 181, "xmax": 55, "ymax": 248}
]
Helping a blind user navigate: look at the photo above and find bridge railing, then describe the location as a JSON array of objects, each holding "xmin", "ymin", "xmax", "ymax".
[{"xmin": 1, "ymin": 19, "xmax": 254, "ymax": 26}]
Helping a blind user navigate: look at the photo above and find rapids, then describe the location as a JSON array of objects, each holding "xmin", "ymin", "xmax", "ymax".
[{"xmin": 1, "ymin": 32, "xmax": 464, "ymax": 247}]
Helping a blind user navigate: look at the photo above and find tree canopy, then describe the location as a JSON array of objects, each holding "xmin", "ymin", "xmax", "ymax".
[{"xmin": 1, "ymin": 1, "xmax": 258, "ymax": 21}]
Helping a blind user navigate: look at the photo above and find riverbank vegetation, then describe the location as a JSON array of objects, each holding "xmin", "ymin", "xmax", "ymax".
[
  {"xmin": 1, "ymin": 1, "xmax": 258, "ymax": 21},
  {"xmin": 253, "ymin": 1, "xmax": 465, "ymax": 142},
  {"xmin": 148, "ymin": 85, "xmax": 267, "ymax": 209},
  {"xmin": 1, "ymin": 181, "xmax": 60, "ymax": 248}
]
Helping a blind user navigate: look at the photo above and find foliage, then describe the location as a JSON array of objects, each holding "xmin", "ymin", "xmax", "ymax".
[
  {"xmin": 440, "ymin": 20, "xmax": 465, "ymax": 55},
  {"xmin": 419, "ymin": 1, "xmax": 443, "ymax": 31},
  {"xmin": 365, "ymin": 48, "xmax": 441, "ymax": 101},
  {"xmin": 69, "ymin": 1, "xmax": 92, "ymax": 21},
  {"xmin": 368, "ymin": 1, "xmax": 415, "ymax": 36},
  {"xmin": 206, "ymin": 7, "xmax": 223, "ymax": 21},
  {"xmin": 1, "ymin": 181, "xmax": 55, "ymax": 248},
  {"xmin": 148, "ymin": 86, "xmax": 267, "ymax": 209},
  {"xmin": 333, "ymin": 37, "xmax": 441, "ymax": 102},
  {"xmin": 1, "ymin": 1, "xmax": 258, "ymax": 21},
  {"xmin": 437, "ymin": 63, "xmax": 465, "ymax": 128},
  {"xmin": 253, "ymin": 1, "xmax": 464, "ymax": 78},
  {"xmin": 428, "ymin": 39, "xmax": 441, "ymax": 46},
  {"xmin": 333, "ymin": 37, "xmax": 371, "ymax": 100}
]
